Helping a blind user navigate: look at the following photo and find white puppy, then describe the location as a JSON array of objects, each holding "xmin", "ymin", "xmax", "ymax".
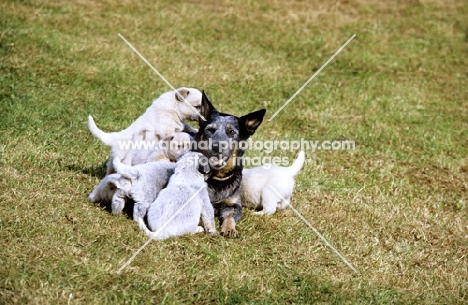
[
  {"xmin": 88, "ymin": 87, "xmax": 202, "ymax": 174},
  {"xmin": 142, "ymin": 152, "xmax": 218, "ymax": 239},
  {"xmin": 241, "ymin": 150, "xmax": 305, "ymax": 215}
]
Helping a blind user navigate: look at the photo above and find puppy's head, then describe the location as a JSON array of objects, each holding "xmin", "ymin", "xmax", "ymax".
[
  {"xmin": 87, "ymin": 174, "xmax": 121, "ymax": 203},
  {"xmin": 160, "ymin": 132, "xmax": 193, "ymax": 161},
  {"xmin": 174, "ymin": 87, "xmax": 203, "ymax": 121},
  {"xmin": 195, "ymin": 91, "xmax": 266, "ymax": 170},
  {"xmin": 175, "ymin": 151, "xmax": 211, "ymax": 179}
]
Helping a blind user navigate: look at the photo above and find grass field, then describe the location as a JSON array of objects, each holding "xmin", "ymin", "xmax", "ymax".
[{"xmin": 1, "ymin": 0, "xmax": 468, "ymax": 303}]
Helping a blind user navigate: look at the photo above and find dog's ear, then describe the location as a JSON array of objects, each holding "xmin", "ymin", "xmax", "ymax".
[
  {"xmin": 240, "ymin": 109, "xmax": 266, "ymax": 135},
  {"xmin": 199, "ymin": 91, "xmax": 218, "ymax": 120},
  {"xmin": 175, "ymin": 88, "xmax": 190, "ymax": 102}
]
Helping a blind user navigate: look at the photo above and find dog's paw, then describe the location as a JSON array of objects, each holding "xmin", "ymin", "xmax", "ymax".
[
  {"xmin": 195, "ymin": 226, "xmax": 205, "ymax": 234},
  {"xmin": 220, "ymin": 216, "xmax": 238, "ymax": 238},
  {"xmin": 220, "ymin": 226, "xmax": 238, "ymax": 238}
]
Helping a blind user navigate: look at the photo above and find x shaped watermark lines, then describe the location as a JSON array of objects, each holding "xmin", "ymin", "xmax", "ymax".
[
  {"xmin": 115, "ymin": 33, "xmax": 358, "ymax": 274},
  {"xmin": 268, "ymin": 34, "xmax": 356, "ymax": 122}
]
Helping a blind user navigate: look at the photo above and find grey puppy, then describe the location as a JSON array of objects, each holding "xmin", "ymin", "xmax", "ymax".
[
  {"xmin": 87, "ymin": 173, "xmax": 131, "ymax": 213},
  {"xmin": 88, "ymin": 161, "xmax": 175, "ymax": 221},
  {"xmin": 112, "ymin": 158, "xmax": 176, "ymax": 227},
  {"xmin": 141, "ymin": 152, "xmax": 218, "ymax": 239}
]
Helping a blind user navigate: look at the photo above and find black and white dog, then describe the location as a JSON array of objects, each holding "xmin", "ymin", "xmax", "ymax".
[{"xmin": 195, "ymin": 91, "xmax": 266, "ymax": 237}]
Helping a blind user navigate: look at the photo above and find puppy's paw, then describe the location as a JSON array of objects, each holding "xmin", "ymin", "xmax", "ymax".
[
  {"xmin": 220, "ymin": 216, "xmax": 238, "ymax": 238},
  {"xmin": 195, "ymin": 226, "xmax": 205, "ymax": 234},
  {"xmin": 253, "ymin": 209, "xmax": 275, "ymax": 216},
  {"xmin": 206, "ymin": 230, "xmax": 219, "ymax": 237}
]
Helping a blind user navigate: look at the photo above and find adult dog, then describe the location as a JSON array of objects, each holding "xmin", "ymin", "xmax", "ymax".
[{"xmin": 195, "ymin": 91, "xmax": 266, "ymax": 237}]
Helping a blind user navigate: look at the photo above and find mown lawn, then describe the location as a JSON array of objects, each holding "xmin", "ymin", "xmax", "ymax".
[{"xmin": 1, "ymin": 0, "xmax": 467, "ymax": 304}]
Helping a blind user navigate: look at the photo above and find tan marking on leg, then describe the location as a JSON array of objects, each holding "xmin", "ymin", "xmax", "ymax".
[{"xmin": 220, "ymin": 214, "xmax": 238, "ymax": 238}]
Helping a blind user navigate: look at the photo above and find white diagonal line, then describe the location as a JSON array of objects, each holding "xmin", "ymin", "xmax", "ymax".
[
  {"xmin": 268, "ymin": 185, "xmax": 359, "ymax": 274},
  {"xmin": 118, "ymin": 33, "xmax": 206, "ymax": 122},
  {"xmin": 268, "ymin": 34, "xmax": 356, "ymax": 122},
  {"xmin": 117, "ymin": 185, "xmax": 207, "ymax": 273}
]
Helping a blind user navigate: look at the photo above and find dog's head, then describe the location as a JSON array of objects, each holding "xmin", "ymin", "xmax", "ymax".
[
  {"xmin": 173, "ymin": 87, "xmax": 204, "ymax": 121},
  {"xmin": 195, "ymin": 91, "xmax": 266, "ymax": 171}
]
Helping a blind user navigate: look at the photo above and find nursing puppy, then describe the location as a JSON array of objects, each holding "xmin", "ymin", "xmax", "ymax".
[
  {"xmin": 141, "ymin": 152, "xmax": 218, "ymax": 239},
  {"xmin": 87, "ymin": 132, "xmax": 191, "ymax": 216},
  {"xmin": 88, "ymin": 87, "xmax": 202, "ymax": 174},
  {"xmin": 87, "ymin": 173, "xmax": 131, "ymax": 214},
  {"xmin": 112, "ymin": 158, "xmax": 176, "ymax": 225},
  {"xmin": 87, "ymin": 161, "xmax": 175, "ymax": 218},
  {"xmin": 241, "ymin": 150, "xmax": 305, "ymax": 215}
]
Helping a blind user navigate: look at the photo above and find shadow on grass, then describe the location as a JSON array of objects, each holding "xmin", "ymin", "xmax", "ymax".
[
  {"xmin": 88, "ymin": 198, "xmax": 135, "ymax": 220},
  {"xmin": 66, "ymin": 161, "xmax": 108, "ymax": 179}
]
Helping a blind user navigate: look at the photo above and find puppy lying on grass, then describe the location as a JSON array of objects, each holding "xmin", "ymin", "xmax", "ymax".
[
  {"xmin": 241, "ymin": 150, "xmax": 305, "ymax": 215},
  {"xmin": 141, "ymin": 152, "xmax": 218, "ymax": 239},
  {"xmin": 87, "ymin": 173, "xmax": 131, "ymax": 212},
  {"xmin": 87, "ymin": 160, "xmax": 176, "ymax": 221},
  {"xmin": 87, "ymin": 133, "xmax": 191, "ymax": 217},
  {"xmin": 112, "ymin": 158, "xmax": 176, "ymax": 226},
  {"xmin": 88, "ymin": 87, "xmax": 202, "ymax": 174}
]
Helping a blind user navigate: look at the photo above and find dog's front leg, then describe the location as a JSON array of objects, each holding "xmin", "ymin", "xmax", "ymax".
[
  {"xmin": 215, "ymin": 195, "xmax": 242, "ymax": 237},
  {"xmin": 199, "ymin": 189, "xmax": 218, "ymax": 237}
]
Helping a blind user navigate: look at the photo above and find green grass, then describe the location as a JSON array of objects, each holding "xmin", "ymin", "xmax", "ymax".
[{"xmin": 1, "ymin": 0, "xmax": 467, "ymax": 303}]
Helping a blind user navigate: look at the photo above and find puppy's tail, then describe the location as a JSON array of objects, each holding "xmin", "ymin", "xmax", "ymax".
[
  {"xmin": 136, "ymin": 217, "xmax": 161, "ymax": 240},
  {"xmin": 288, "ymin": 150, "xmax": 305, "ymax": 176},
  {"xmin": 88, "ymin": 115, "xmax": 118, "ymax": 147},
  {"xmin": 112, "ymin": 157, "xmax": 139, "ymax": 181}
]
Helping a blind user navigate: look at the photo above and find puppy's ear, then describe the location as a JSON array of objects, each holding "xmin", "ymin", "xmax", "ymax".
[
  {"xmin": 199, "ymin": 91, "xmax": 218, "ymax": 120},
  {"xmin": 107, "ymin": 176, "xmax": 121, "ymax": 189},
  {"xmin": 240, "ymin": 109, "xmax": 266, "ymax": 135},
  {"xmin": 175, "ymin": 88, "xmax": 190, "ymax": 102}
]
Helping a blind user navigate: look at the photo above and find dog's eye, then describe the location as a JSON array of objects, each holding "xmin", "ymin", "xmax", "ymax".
[
  {"xmin": 228, "ymin": 129, "xmax": 236, "ymax": 136},
  {"xmin": 194, "ymin": 106, "xmax": 201, "ymax": 110}
]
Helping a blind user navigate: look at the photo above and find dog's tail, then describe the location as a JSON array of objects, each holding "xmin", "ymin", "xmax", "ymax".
[
  {"xmin": 112, "ymin": 157, "xmax": 139, "ymax": 181},
  {"xmin": 288, "ymin": 150, "xmax": 305, "ymax": 176},
  {"xmin": 88, "ymin": 115, "xmax": 119, "ymax": 147}
]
